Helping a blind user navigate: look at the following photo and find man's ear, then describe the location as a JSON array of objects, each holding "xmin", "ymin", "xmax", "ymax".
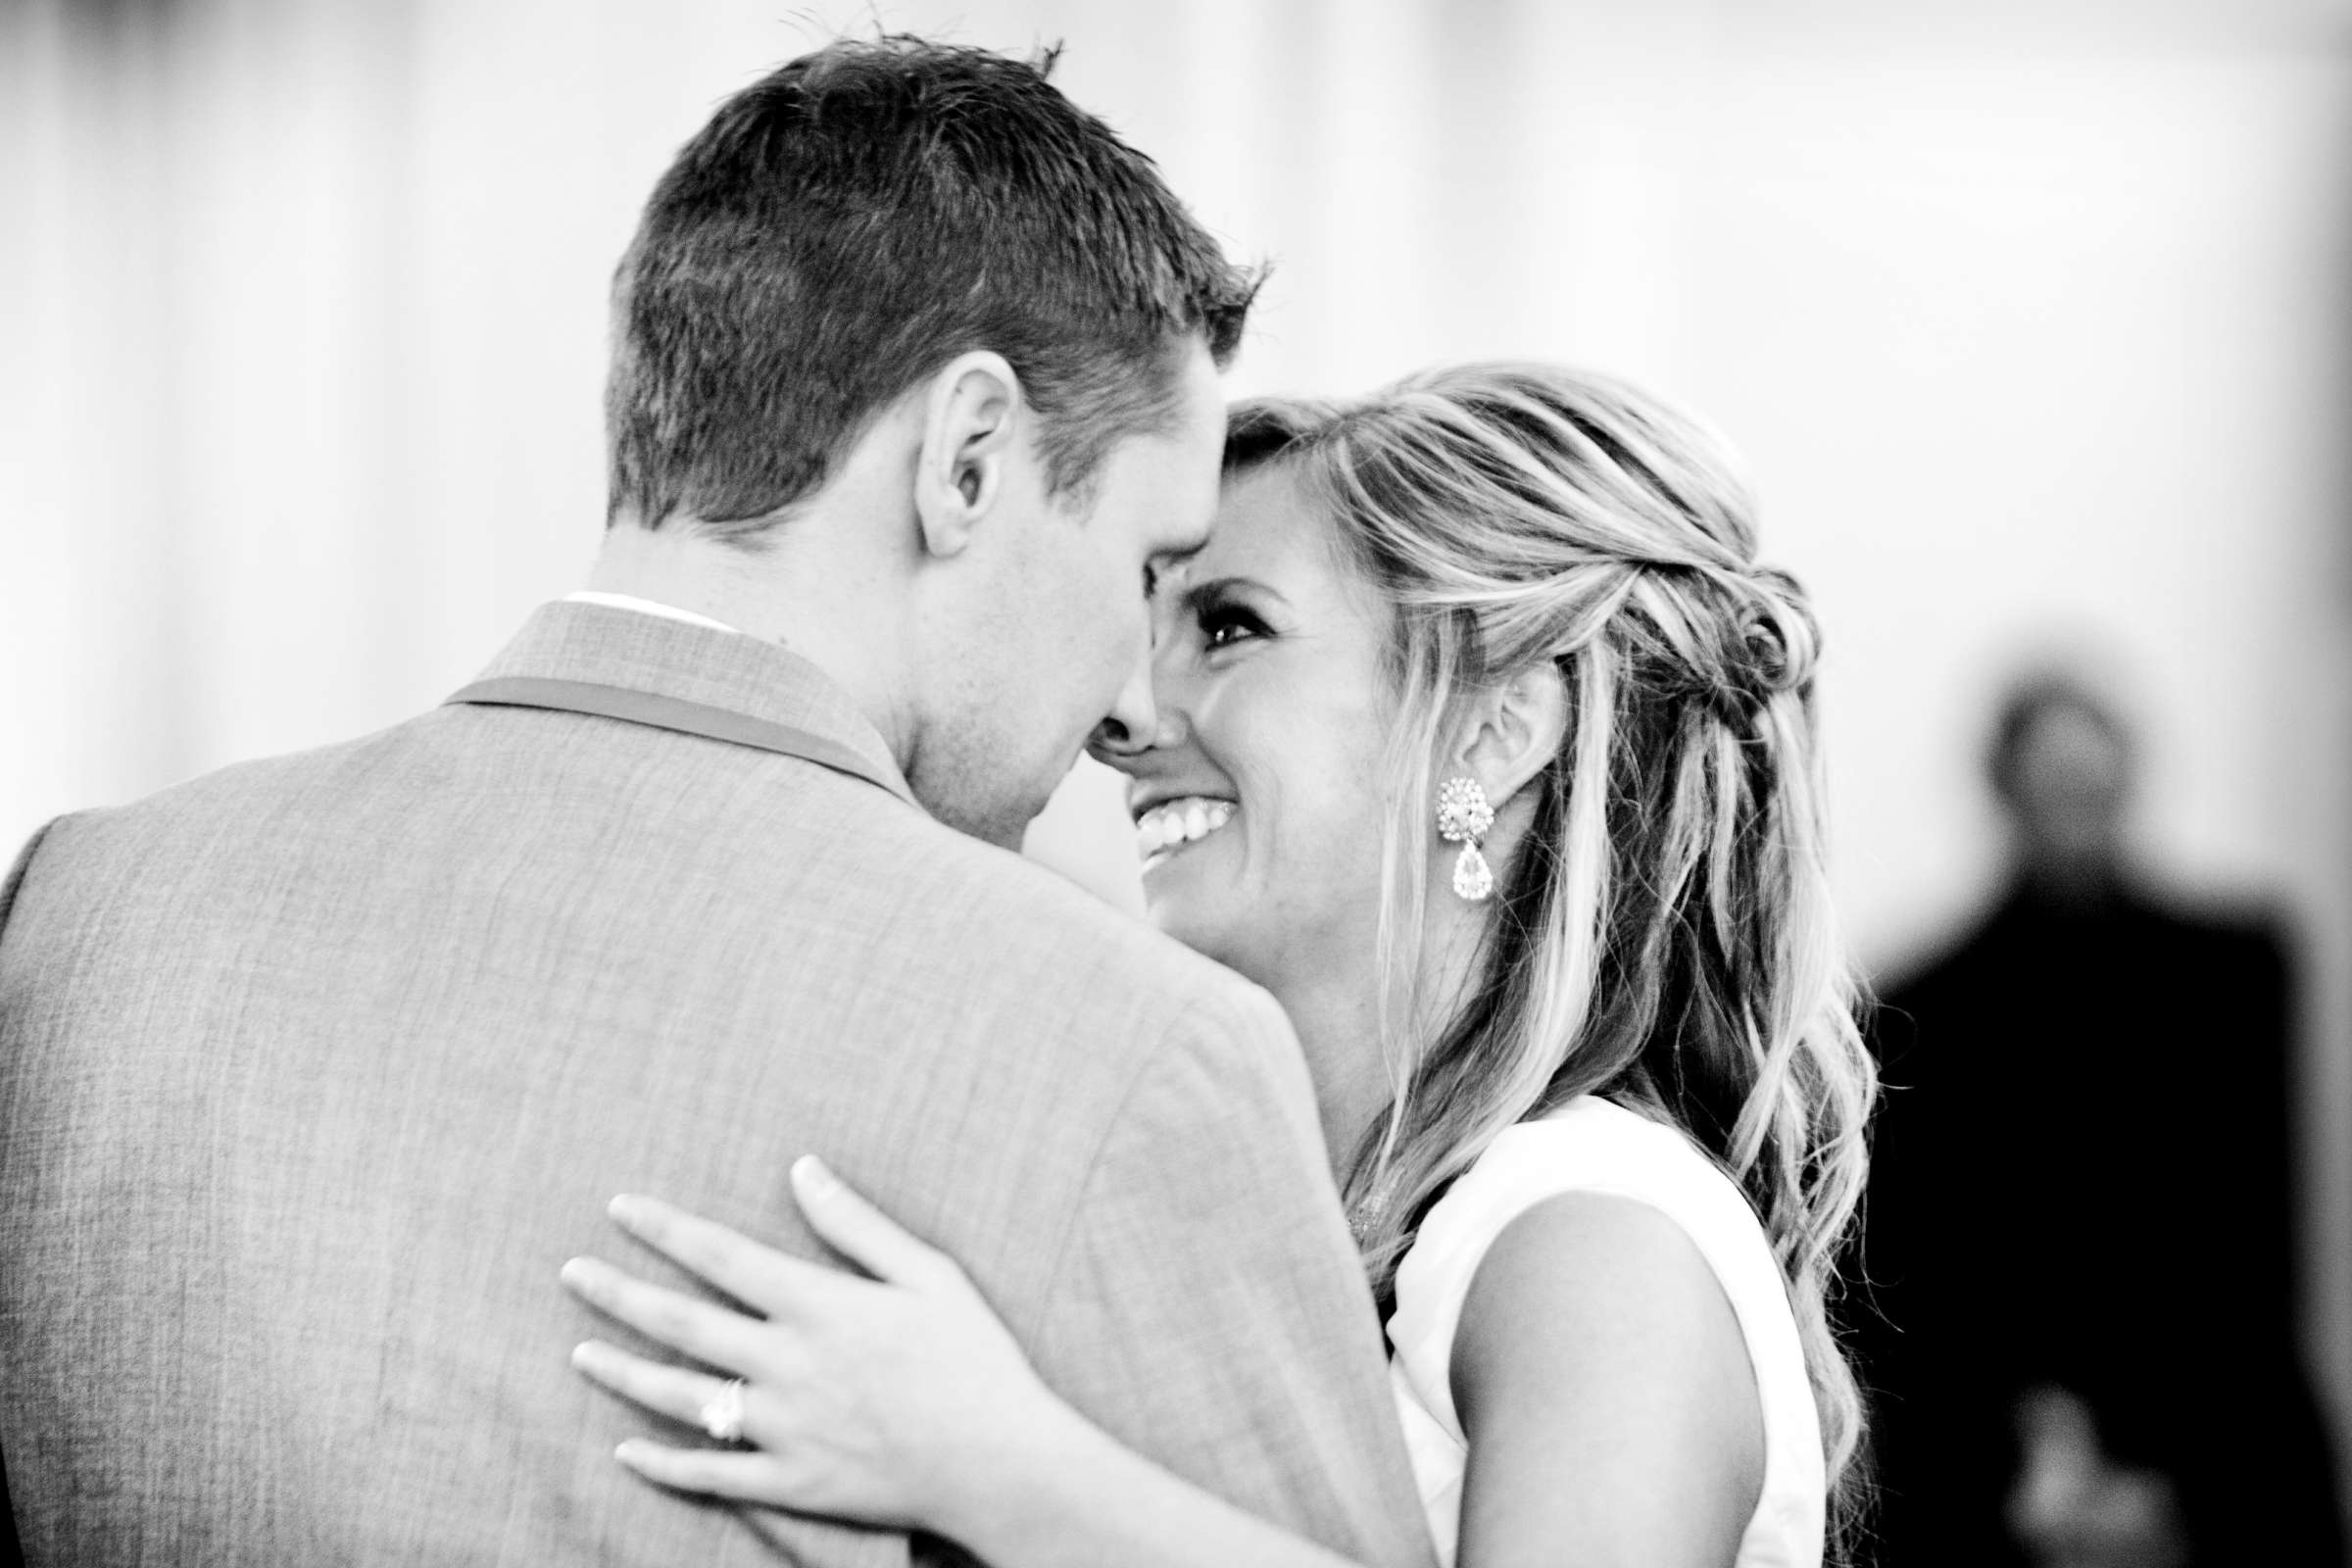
[
  {"xmin": 911, "ymin": 352, "xmax": 1022, "ymax": 561},
  {"xmin": 1445, "ymin": 662, "xmax": 1570, "ymax": 809}
]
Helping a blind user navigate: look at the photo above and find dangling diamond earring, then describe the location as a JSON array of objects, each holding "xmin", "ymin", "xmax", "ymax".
[{"xmin": 1436, "ymin": 776, "xmax": 1495, "ymax": 902}]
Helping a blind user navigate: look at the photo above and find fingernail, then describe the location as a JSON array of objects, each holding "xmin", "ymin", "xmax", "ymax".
[
  {"xmin": 791, "ymin": 1154, "xmax": 832, "ymax": 1192},
  {"xmin": 608, "ymin": 1194, "xmax": 641, "ymax": 1225},
  {"xmin": 559, "ymin": 1257, "xmax": 587, "ymax": 1285}
]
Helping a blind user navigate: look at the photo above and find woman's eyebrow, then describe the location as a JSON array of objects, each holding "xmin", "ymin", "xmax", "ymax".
[
  {"xmin": 1179, "ymin": 574, "xmax": 1294, "ymax": 615},
  {"xmin": 1152, "ymin": 536, "xmax": 1209, "ymax": 573}
]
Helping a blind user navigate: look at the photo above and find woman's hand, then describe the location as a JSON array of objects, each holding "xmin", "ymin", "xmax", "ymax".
[{"xmin": 559, "ymin": 1154, "xmax": 1076, "ymax": 1541}]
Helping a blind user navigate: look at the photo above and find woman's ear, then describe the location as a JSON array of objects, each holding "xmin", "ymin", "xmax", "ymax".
[
  {"xmin": 1446, "ymin": 663, "xmax": 1569, "ymax": 809},
  {"xmin": 911, "ymin": 352, "xmax": 1021, "ymax": 560}
]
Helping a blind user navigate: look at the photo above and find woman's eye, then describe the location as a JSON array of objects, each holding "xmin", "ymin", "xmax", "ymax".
[{"xmin": 1200, "ymin": 606, "xmax": 1266, "ymax": 650}]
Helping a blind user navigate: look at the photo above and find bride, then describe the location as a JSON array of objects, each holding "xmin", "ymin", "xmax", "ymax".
[{"xmin": 559, "ymin": 362, "xmax": 1878, "ymax": 1568}]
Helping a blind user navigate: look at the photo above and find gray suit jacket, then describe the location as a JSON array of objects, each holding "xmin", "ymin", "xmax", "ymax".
[{"xmin": 0, "ymin": 602, "xmax": 1432, "ymax": 1567}]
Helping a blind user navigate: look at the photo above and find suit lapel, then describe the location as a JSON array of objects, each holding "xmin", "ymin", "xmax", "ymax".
[{"xmin": 447, "ymin": 603, "xmax": 919, "ymax": 809}]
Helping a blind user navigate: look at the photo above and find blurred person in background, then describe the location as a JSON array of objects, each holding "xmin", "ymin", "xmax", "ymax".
[{"xmin": 1860, "ymin": 669, "xmax": 2345, "ymax": 1568}]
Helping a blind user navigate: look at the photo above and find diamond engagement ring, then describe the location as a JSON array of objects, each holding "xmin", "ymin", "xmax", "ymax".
[{"xmin": 699, "ymin": 1377, "xmax": 748, "ymax": 1444}]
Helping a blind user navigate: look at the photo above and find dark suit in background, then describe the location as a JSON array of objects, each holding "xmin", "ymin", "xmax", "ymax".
[{"xmin": 1860, "ymin": 879, "xmax": 2344, "ymax": 1568}]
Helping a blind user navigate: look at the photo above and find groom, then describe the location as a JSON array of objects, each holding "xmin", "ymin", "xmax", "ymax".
[{"xmin": 0, "ymin": 40, "xmax": 1431, "ymax": 1568}]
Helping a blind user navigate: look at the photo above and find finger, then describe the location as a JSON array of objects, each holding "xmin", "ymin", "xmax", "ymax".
[
  {"xmin": 559, "ymin": 1255, "xmax": 769, "ymax": 1371},
  {"xmin": 570, "ymin": 1338, "xmax": 747, "ymax": 1436},
  {"xmin": 606, "ymin": 1194, "xmax": 841, "ymax": 1316},
  {"xmin": 790, "ymin": 1154, "xmax": 958, "ymax": 1291},
  {"xmin": 613, "ymin": 1440, "xmax": 798, "ymax": 1507}
]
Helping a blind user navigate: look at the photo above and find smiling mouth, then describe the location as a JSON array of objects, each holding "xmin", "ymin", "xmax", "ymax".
[{"xmin": 1134, "ymin": 796, "xmax": 1237, "ymax": 867}]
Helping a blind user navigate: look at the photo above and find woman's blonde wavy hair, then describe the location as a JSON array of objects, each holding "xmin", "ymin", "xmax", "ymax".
[{"xmin": 1226, "ymin": 364, "xmax": 1878, "ymax": 1549}]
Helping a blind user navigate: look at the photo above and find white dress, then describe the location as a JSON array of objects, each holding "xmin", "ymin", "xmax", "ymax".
[{"xmin": 1386, "ymin": 1095, "xmax": 1826, "ymax": 1567}]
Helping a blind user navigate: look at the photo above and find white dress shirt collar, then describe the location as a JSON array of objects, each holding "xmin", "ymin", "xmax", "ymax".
[{"xmin": 563, "ymin": 590, "xmax": 742, "ymax": 636}]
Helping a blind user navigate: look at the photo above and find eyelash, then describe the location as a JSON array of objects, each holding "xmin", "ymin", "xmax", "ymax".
[{"xmin": 1200, "ymin": 603, "xmax": 1268, "ymax": 650}]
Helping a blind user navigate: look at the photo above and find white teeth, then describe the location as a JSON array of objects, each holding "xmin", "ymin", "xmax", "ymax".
[{"xmin": 1134, "ymin": 797, "xmax": 1238, "ymax": 860}]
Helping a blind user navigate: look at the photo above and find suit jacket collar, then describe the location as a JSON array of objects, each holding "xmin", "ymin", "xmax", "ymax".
[{"xmin": 462, "ymin": 600, "xmax": 917, "ymax": 808}]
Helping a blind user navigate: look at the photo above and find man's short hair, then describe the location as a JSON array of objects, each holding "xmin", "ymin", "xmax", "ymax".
[{"xmin": 607, "ymin": 37, "xmax": 1259, "ymax": 541}]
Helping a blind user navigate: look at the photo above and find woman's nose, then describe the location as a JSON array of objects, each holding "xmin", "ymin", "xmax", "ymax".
[{"xmin": 1088, "ymin": 682, "xmax": 1186, "ymax": 770}]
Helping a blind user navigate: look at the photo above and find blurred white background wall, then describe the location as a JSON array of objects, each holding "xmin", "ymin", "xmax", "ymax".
[{"xmin": 6, "ymin": 0, "xmax": 2349, "ymax": 1496}]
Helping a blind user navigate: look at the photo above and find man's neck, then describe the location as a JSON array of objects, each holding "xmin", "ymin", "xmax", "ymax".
[
  {"xmin": 2009, "ymin": 834, "xmax": 2128, "ymax": 912},
  {"xmin": 584, "ymin": 526, "xmax": 785, "ymax": 641},
  {"xmin": 586, "ymin": 520, "xmax": 912, "ymax": 763}
]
